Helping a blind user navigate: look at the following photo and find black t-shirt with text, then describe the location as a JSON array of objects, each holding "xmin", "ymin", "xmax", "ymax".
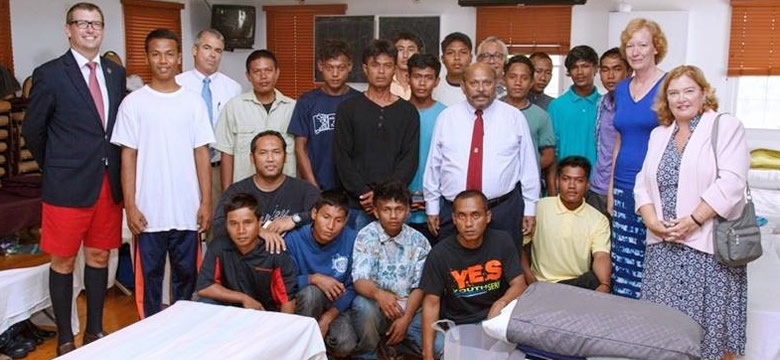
[{"xmin": 420, "ymin": 229, "xmax": 522, "ymax": 324}]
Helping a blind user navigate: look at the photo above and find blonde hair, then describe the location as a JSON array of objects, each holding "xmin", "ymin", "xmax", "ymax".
[
  {"xmin": 653, "ymin": 65, "xmax": 719, "ymax": 126},
  {"xmin": 620, "ymin": 18, "xmax": 668, "ymax": 65}
]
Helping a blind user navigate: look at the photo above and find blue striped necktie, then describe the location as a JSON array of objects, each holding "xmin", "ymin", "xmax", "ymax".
[{"xmin": 202, "ymin": 77, "xmax": 217, "ymax": 161}]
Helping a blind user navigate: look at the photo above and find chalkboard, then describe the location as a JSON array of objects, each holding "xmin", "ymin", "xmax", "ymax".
[
  {"xmin": 378, "ymin": 16, "xmax": 441, "ymax": 59},
  {"xmin": 314, "ymin": 16, "xmax": 375, "ymax": 83}
]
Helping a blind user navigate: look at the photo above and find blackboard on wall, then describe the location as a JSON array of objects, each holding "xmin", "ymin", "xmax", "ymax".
[
  {"xmin": 378, "ymin": 16, "xmax": 441, "ymax": 59},
  {"xmin": 314, "ymin": 16, "xmax": 375, "ymax": 83}
]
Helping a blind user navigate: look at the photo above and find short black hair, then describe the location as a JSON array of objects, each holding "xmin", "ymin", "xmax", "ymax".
[
  {"xmin": 362, "ymin": 39, "xmax": 397, "ymax": 65},
  {"xmin": 600, "ymin": 47, "xmax": 631, "ymax": 71},
  {"xmin": 145, "ymin": 29, "xmax": 181, "ymax": 53},
  {"xmin": 453, "ymin": 190, "xmax": 488, "ymax": 210},
  {"xmin": 441, "ymin": 32, "xmax": 473, "ymax": 53},
  {"xmin": 503, "ymin": 55, "xmax": 535, "ymax": 76},
  {"xmin": 318, "ymin": 40, "xmax": 352, "ymax": 63},
  {"xmin": 407, "ymin": 53, "xmax": 441, "ymax": 77},
  {"xmin": 372, "ymin": 179, "xmax": 411, "ymax": 206},
  {"xmin": 223, "ymin": 193, "xmax": 261, "ymax": 218},
  {"xmin": 313, "ymin": 190, "xmax": 350, "ymax": 214},
  {"xmin": 250, "ymin": 130, "xmax": 287, "ymax": 153},
  {"xmin": 558, "ymin": 155, "xmax": 592, "ymax": 179},
  {"xmin": 564, "ymin": 45, "xmax": 599, "ymax": 72},
  {"xmin": 246, "ymin": 49, "xmax": 278, "ymax": 73},
  {"xmin": 529, "ymin": 52, "xmax": 552, "ymax": 63},
  {"xmin": 392, "ymin": 31, "xmax": 424, "ymax": 52}
]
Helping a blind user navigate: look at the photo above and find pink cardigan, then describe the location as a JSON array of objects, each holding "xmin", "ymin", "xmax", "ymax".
[{"xmin": 634, "ymin": 111, "xmax": 750, "ymax": 254}]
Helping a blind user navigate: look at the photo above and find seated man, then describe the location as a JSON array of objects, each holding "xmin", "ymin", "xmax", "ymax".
[
  {"xmin": 285, "ymin": 191, "xmax": 358, "ymax": 357},
  {"xmin": 521, "ymin": 156, "xmax": 611, "ymax": 292},
  {"xmin": 351, "ymin": 180, "xmax": 441, "ymax": 359},
  {"xmin": 421, "ymin": 190, "xmax": 527, "ymax": 360},
  {"xmin": 196, "ymin": 193, "xmax": 297, "ymax": 313},
  {"xmin": 213, "ymin": 130, "xmax": 319, "ymax": 249}
]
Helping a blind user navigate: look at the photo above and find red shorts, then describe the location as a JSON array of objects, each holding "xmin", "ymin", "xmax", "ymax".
[{"xmin": 41, "ymin": 173, "xmax": 122, "ymax": 257}]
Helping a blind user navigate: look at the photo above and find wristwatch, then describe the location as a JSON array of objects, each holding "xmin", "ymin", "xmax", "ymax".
[{"xmin": 291, "ymin": 213, "xmax": 302, "ymax": 226}]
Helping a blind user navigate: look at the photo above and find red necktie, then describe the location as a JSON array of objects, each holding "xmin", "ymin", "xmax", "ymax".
[
  {"xmin": 466, "ymin": 109, "xmax": 484, "ymax": 191},
  {"xmin": 87, "ymin": 62, "xmax": 106, "ymax": 128}
]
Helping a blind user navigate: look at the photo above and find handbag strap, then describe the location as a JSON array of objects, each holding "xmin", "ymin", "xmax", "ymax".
[{"xmin": 710, "ymin": 113, "xmax": 752, "ymax": 201}]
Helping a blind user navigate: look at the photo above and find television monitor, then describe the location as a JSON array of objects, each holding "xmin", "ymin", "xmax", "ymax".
[{"xmin": 211, "ymin": 5, "xmax": 256, "ymax": 50}]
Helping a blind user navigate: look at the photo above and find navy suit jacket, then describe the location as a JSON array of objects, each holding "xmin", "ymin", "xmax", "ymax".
[{"xmin": 23, "ymin": 50, "xmax": 126, "ymax": 207}]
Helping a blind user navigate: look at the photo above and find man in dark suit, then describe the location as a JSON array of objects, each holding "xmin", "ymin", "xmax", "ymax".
[{"xmin": 22, "ymin": 2, "xmax": 125, "ymax": 355}]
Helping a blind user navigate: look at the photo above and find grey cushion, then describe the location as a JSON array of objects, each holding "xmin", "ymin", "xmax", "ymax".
[{"xmin": 507, "ymin": 282, "xmax": 703, "ymax": 360}]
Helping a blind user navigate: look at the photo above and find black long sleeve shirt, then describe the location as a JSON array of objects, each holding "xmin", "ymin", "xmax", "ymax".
[{"xmin": 334, "ymin": 95, "xmax": 420, "ymax": 205}]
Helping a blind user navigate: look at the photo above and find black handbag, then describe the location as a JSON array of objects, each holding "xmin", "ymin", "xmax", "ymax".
[{"xmin": 710, "ymin": 113, "xmax": 762, "ymax": 266}]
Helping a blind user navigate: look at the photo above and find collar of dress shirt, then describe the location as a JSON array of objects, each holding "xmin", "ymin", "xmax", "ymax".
[
  {"xmin": 71, "ymin": 48, "xmax": 102, "ymax": 69},
  {"xmin": 554, "ymin": 195, "xmax": 587, "ymax": 216}
]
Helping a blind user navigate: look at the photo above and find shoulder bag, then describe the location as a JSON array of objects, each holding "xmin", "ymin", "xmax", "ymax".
[{"xmin": 710, "ymin": 113, "xmax": 762, "ymax": 266}]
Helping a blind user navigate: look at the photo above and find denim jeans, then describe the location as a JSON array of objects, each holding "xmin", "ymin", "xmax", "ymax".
[
  {"xmin": 350, "ymin": 295, "xmax": 444, "ymax": 359},
  {"xmin": 296, "ymin": 285, "xmax": 358, "ymax": 357},
  {"xmin": 347, "ymin": 209, "xmax": 376, "ymax": 233}
]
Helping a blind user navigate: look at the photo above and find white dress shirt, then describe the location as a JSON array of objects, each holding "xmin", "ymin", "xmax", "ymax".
[
  {"xmin": 176, "ymin": 69, "xmax": 242, "ymax": 127},
  {"xmin": 423, "ymin": 99, "xmax": 540, "ymax": 216},
  {"xmin": 71, "ymin": 49, "xmax": 109, "ymax": 127}
]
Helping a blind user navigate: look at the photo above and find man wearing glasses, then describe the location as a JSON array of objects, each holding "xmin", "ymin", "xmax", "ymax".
[
  {"xmin": 476, "ymin": 36, "xmax": 509, "ymax": 99},
  {"xmin": 23, "ymin": 2, "xmax": 126, "ymax": 355}
]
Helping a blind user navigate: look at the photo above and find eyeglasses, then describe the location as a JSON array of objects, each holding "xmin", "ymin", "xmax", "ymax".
[
  {"xmin": 477, "ymin": 53, "xmax": 505, "ymax": 61},
  {"xmin": 70, "ymin": 20, "xmax": 104, "ymax": 30}
]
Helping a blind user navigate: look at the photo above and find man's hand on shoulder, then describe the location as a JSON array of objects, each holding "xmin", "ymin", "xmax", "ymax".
[
  {"xmin": 260, "ymin": 228, "xmax": 287, "ymax": 254},
  {"xmin": 310, "ymin": 274, "xmax": 346, "ymax": 301},
  {"xmin": 266, "ymin": 216, "xmax": 295, "ymax": 233}
]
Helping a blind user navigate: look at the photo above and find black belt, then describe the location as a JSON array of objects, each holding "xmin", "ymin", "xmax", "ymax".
[
  {"xmin": 486, "ymin": 190, "xmax": 515, "ymax": 209},
  {"xmin": 444, "ymin": 189, "xmax": 515, "ymax": 209},
  {"xmin": 211, "ymin": 161, "xmax": 221, "ymax": 168}
]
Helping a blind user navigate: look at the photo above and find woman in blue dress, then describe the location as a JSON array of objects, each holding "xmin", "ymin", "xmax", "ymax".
[{"xmin": 608, "ymin": 18, "xmax": 668, "ymax": 298}]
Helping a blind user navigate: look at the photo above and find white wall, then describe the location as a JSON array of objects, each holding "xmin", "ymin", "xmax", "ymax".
[
  {"xmin": 9, "ymin": 0, "xmax": 734, "ymax": 110},
  {"xmin": 570, "ymin": 0, "xmax": 735, "ymax": 111},
  {"xmin": 10, "ymin": 1, "xmax": 124, "ymax": 82},
  {"xmin": 10, "ymin": 0, "xmax": 192, "ymax": 85}
]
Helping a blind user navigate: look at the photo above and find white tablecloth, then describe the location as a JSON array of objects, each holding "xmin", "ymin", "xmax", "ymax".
[
  {"xmin": 57, "ymin": 301, "xmax": 327, "ymax": 360},
  {"xmin": 744, "ymin": 219, "xmax": 780, "ymax": 360},
  {"xmin": 0, "ymin": 263, "xmax": 51, "ymax": 334}
]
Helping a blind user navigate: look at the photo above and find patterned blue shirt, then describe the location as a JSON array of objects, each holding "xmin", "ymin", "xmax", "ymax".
[{"xmin": 352, "ymin": 221, "xmax": 431, "ymax": 298}]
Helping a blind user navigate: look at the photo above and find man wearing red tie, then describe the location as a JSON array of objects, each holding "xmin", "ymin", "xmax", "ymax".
[
  {"xmin": 422, "ymin": 62, "xmax": 539, "ymax": 252},
  {"xmin": 22, "ymin": 2, "xmax": 126, "ymax": 355}
]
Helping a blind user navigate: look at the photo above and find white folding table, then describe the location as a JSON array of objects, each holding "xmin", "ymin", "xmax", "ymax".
[{"xmin": 57, "ymin": 301, "xmax": 327, "ymax": 360}]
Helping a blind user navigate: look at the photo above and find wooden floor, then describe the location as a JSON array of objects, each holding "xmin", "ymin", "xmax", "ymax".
[
  {"xmin": 1, "ymin": 254, "xmax": 139, "ymax": 360},
  {"xmin": 24, "ymin": 288, "xmax": 139, "ymax": 360}
]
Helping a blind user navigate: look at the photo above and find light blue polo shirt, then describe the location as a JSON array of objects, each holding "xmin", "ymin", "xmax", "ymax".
[{"xmin": 547, "ymin": 86, "xmax": 601, "ymax": 170}]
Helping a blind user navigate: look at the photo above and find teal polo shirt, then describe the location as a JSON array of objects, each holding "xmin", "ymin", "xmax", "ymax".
[{"xmin": 547, "ymin": 86, "xmax": 601, "ymax": 170}]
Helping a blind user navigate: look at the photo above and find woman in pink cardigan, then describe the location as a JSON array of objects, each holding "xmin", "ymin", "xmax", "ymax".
[{"xmin": 634, "ymin": 65, "xmax": 749, "ymax": 360}]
